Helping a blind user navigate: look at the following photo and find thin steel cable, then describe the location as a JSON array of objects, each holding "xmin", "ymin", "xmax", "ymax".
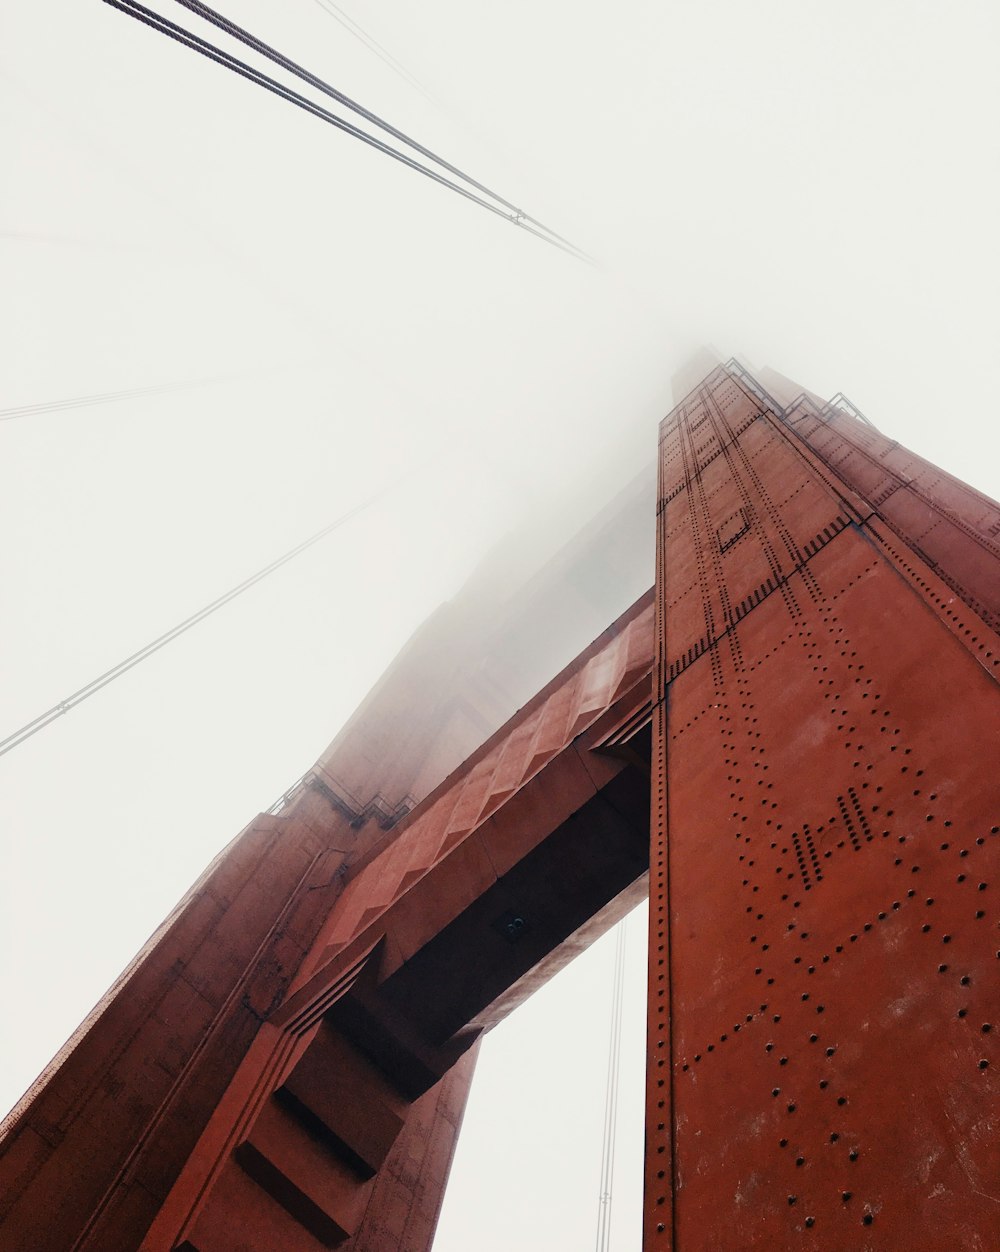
[
  {"xmin": 0, "ymin": 360, "xmax": 327, "ymax": 424},
  {"xmin": 312, "ymin": 0, "xmax": 586, "ymax": 262},
  {"xmin": 310, "ymin": 0, "xmax": 434, "ymax": 103},
  {"xmin": 0, "ymin": 372, "xmax": 236, "ymax": 423},
  {"xmin": 174, "ymin": 0, "xmax": 584, "ymax": 256},
  {"xmin": 595, "ymin": 919, "xmax": 628, "ymax": 1252},
  {"xmin": 175, "ymin": 0, "xmax": 519, "ymax": 216},
  {"xmin": 0, "ymin": 492, "xmax": 382, "ymax": 759},
  {"xmin": 102, "ymin": 0, "xmax": 591, "ymax": 261},
  {"xmin": 103, "ymin": 2, "xmax": 515, "ymax": 225}
]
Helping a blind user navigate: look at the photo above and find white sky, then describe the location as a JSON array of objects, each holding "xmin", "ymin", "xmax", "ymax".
[{"xmin": 2, "ymin": 2, "xmax": 998, "ymax": 1248}]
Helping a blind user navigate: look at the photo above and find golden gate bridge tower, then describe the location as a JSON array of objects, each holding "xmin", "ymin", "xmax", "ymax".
[{"xmin": 1, "ymin": 362, "xmax": 998, "ymax": 1249}]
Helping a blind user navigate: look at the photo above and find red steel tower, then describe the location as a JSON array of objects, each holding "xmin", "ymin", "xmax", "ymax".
[
  {"xmin": 646, "ymin": 364, "xmax": 1000, "ymax": 1248},
  {"xmin": 0, "ymin": 363, "xmax": 997, "ymax": 1250}
]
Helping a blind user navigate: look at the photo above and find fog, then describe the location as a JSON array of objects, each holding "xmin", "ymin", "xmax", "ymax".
[{"xmin": 2, "ymin": 1, "xmax": 998, "ymax": 1247}]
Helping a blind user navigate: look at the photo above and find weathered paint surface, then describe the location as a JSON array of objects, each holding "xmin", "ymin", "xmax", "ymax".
[{"xmin": 647, "ymin": 366, "xmax": 1000, "ymax": 1249}]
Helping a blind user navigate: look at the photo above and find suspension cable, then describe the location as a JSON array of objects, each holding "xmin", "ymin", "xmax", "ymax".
[
  {"xmin": 595, "ymin": 917, "xmax": 628, "ymax": 1252},
  {"xmin": 0, "ymin": 372, "xmax": 238, "ymax": 423},
  {"xmin": 172, "ymin": 0, "xmax": 582, "ymax": 256},
  {"xmin": 310, "ymin": 0, "xmax": 434, "ymax": 102},
  {"xmin": 100, "ymin": 0, "xmax": 590, "ymax": 261},
  {"xmin": 0, "ymin": 490, "xmax": 385, "ymax": 759}
]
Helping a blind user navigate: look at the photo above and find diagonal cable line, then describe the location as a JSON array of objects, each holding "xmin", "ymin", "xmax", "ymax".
[
  {"xmin": 101, "ymin": 0, "xmax": 591, "ymax": 261},
  {"xmin": 595, "ymin": 918, "xmax": 628, "ymax": 1252},
  {"xmin": 173, "ymin": 0, "xmax": 582, "ymax": 256},
  {"xmin": 102, "ymin": 2, "xmax": 517, "ymax": 226},
  {"xmin": 0, "ymin": 372, "xmax": 238, "ymax": 423},
  {"xmin": 0, "ymin": 492, "xmax": 383, "ymax": 759},
  {"xmin": 310, "ymin": 0, "xmax": 435, "ymax": 103},
  {"xmin": 176, "ymin": 0, "xmax": 514, "ymax": 217},
  {"xmin": 0, "ymin": 360, "xmax": 329, "ymax": 424}
]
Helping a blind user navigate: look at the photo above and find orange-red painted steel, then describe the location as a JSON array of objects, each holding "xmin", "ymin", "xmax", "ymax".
[
  {"xmin": 3, "ymin": 363, "xmax": 999, "ymax": 1251},
  {"xmin": 647, "ymin": 367, "xmax": 1000, "ymax": 1249}
]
